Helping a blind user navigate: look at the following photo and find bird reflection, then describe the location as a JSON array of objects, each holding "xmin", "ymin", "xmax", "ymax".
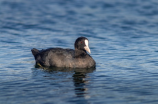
[
  {"xmin": 72, "ymin": 68, "xmax": 95, "ymax": 98},
  {"xmin": 33, "ymin": 65, "xmax": 95, "ymax": 98},
  {"xmin": 73, "ymin": 71, "xmax": 88, "ymax": 97}
]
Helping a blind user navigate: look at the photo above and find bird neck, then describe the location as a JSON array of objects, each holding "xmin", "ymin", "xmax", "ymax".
[{"xmin": 74, "ymin": 49, "xmax": 87, "ymax": 58}]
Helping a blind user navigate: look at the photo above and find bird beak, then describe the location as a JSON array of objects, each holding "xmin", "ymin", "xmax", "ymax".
[
  {"xmin": 84, "ymin": 45, "xmax": 91, "ymax": 54},
  {"xmin": 84, "ymin": 39, "xmax": 91, "ymax": 54}
]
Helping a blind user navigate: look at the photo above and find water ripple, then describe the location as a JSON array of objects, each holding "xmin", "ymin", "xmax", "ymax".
[{"xmin": 1, "ymin": 0, "xmax": 158, "ymax": 104}]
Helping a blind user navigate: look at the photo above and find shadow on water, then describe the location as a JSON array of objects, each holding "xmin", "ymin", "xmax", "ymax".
[{"xmin": 32, "ymin": 65, "xmax": 95, "ymax": 100}]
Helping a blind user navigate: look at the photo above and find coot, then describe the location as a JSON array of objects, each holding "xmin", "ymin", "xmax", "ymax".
[{"xmin": 31, "ymin": 37, "xmax": 96, "ymax": 68}]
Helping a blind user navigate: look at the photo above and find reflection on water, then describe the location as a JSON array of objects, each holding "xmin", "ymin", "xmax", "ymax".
[
  {"xmin": 32, "ymin": 66, "xmax": 95, "ymax": 100},
  {"xmin": 73, "ymin": 68, "xmax": 94, "ymax": 98},
  {"xmin": 73, "ymin": 72, "xmax": 88, "ymax": 97}
]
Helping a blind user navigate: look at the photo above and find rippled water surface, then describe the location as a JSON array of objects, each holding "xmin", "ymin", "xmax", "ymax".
[{"xmin": 1, "ymin": 0, "xmax": 158, "ymax": 104}]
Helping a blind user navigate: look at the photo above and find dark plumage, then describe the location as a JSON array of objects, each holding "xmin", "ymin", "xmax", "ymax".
[{"xmin": 31, "ymin": 37, "xmax": 96, "ymax": 68}]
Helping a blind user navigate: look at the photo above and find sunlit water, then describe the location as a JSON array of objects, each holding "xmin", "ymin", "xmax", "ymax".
[{"xmin": 1, "ymin": 0, "xmax": 158, "ymax": 104}]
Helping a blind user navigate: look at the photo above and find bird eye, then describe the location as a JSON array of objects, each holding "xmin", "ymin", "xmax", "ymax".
[{"xmin": 80, "ymin": 41, "xmax": 83, "ymax": 44}]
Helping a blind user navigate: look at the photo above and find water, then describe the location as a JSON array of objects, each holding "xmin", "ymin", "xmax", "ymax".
[{"xmin": 1, "ymin": 0, "xmax": 158, "ymax": 103}]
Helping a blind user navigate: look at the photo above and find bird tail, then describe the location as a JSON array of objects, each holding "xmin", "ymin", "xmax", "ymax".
[{"xmin": 31, "ymin": 48, "xmax": 39, "ymax": 58}]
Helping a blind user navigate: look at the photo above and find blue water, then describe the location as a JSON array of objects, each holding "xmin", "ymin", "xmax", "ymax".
[{"xmin": 1, "ymin": 0, "xmax": 158, "ymax": 104}]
